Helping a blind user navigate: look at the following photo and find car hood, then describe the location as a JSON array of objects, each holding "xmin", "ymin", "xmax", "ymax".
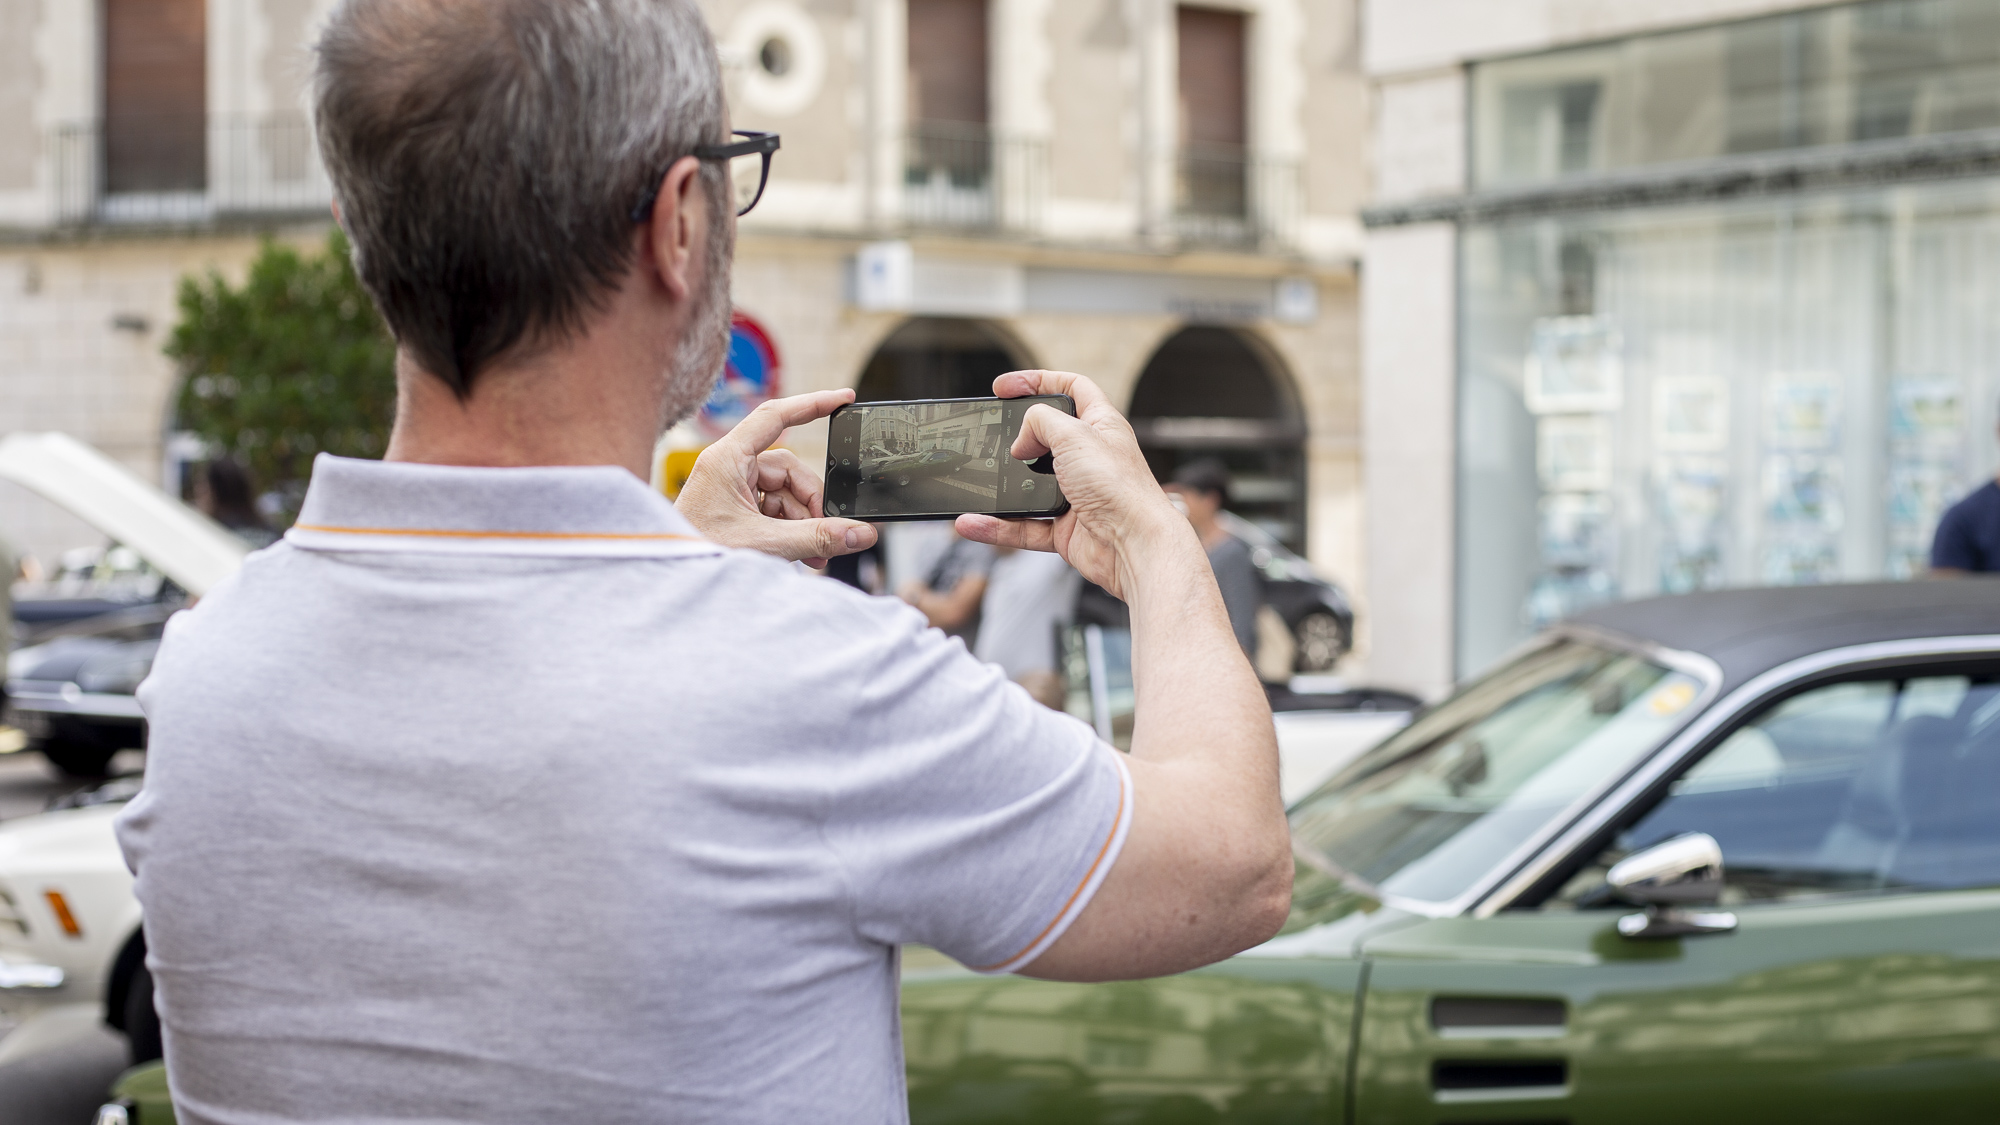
[{"xmin": 0, "ymin": 433, "xmax": 247, "ymax": 596}]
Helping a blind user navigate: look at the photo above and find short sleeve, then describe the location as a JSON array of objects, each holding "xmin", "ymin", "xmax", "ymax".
[
  {"xmin": 817, "ymin": 593, "xmax": 1130, "ymax": 974},
  {"xmin": 1932, "ymin": 498, "xmax": 1980, "ymax": 571}
]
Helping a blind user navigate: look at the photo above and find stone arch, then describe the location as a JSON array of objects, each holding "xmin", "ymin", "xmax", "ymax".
[
  {"xmin": 853, "ymin": 317, "xmax": 1038, "ymax": 401},
  {"xmin": 1128, "ymin": 325, "xmax": 1308, "ymax": 549}
]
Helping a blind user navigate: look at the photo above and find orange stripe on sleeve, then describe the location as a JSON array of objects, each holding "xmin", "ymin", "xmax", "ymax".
[{"xmin": 971, "ymin": 761, "xmax": 1129, "ymax": 973}]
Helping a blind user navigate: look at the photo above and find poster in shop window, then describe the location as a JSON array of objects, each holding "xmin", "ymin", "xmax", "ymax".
[
  {"xmin": 1656, "ymin": 456, "xmax": 1727, "ymax": 593},
  {"xmin": 1762, "ymin": 374, "xmax": 1843, "ymax": 584},
  {"xmin": 1524, "ymin": 316, "xmax": 1623, "ymax": 415},
  {"xmin": 1653, "ymin": 376, "xmax": 1729, "ymax": 453},
  {"xmin": 1525, "ymin": 491, "xmax": 1617, "ymax": 629},
  {"xmin": 1887, "ymin": 379, "xmax": 1964, "ymax": 578},
  {"xmin": 1536, "ymin": 415, "xmax": 1613, "ymax": 492}
]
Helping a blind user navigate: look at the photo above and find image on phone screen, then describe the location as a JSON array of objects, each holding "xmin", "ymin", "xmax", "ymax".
[{"xmin": 824, "ymin": 396, "xmax": 1071, "ymax": 520}]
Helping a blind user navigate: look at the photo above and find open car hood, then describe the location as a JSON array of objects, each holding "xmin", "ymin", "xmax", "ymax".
[{"xmin": 0, "ymin": 433, "xmax": 248, "ymax": 596}]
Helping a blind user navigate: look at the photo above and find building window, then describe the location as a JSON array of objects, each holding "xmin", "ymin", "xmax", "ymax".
[
  {"xmin": 104, "ymin": 0, "xmax": 206, "ymax": 195},
  {"xmin": 1175, "ymin": 6, "xmax": 1248, "ymax": 224},
  {"xmin": 1471, "ymin": 0, "xmax": 2000, "ymax": 189},
  {"xmin": 905, "ymin": 0, "xmax": 993, "ymax": 226},
  {"xmin": 1129, "ymin": 327, "xmax": 1307, "ymax": 551}
]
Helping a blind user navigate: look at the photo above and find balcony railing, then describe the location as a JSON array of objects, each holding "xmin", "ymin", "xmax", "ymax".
[
  {"xmin": 903, "ymin": 122, "xmax": 1047, "ymax": 233},
  {"xmin": 52, "ymin": 116, "xmax": 331, "ymax": 227},
  {"xmin": 1173, "ymin": 146, "xmax": 1302, "ymax": 249}
]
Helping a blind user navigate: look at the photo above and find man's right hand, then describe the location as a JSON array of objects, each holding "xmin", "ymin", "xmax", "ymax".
[
  {"xmin": 955, "ymin": 371, "xmax": 1188, "ymax": 601},
  {"xmin": 959, "ymin": 369, "xmax": 1291, "ymax": 984}
]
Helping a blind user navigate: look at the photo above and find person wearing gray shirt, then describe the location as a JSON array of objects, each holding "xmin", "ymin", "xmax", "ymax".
[
  {"xmin": 112, "ymin": 3, "xmax": 1292, "ymax": 1123},
  {"xmin": 1166, "ymin": 459, "xmax": 1264, "ymax": 659}
]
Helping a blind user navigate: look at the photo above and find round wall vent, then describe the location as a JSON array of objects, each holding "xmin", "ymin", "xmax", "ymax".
[{"xmin": 728, "ymin": 2, "xmax": 825, "ymax": 117}]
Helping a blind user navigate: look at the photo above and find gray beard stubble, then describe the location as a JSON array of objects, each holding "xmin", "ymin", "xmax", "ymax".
[{"xmin": 659, "ymin": 207, "xmax": 737, "ymax": 435}]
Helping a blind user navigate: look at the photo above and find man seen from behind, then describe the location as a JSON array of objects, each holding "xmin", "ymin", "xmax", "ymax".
[{"xmin": 112, "ymin": 2, "xmax": 1292, "ymax": 1123}]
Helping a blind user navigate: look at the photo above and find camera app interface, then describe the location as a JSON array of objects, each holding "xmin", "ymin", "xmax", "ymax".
[{"xmin": 828, "ymin": 400, "xmax": 1060, "ymax": 518}]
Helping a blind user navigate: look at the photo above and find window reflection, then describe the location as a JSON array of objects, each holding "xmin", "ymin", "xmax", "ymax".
[
  {"xmin": 1549, "ymin": 670, "xmax": 2000, "ymax": 906},
  {"xmin": 1473, "ymin": 0, "xmax": 2000, "ymax": 188}
]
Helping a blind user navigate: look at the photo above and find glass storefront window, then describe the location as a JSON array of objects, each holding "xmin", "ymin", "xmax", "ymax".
[
  {"xmin": 1458, "ymin": 179, "xmax": 2000, "ymax": 676},
  {"xmin": 1472, "ymin": 0, "xmax": 2000, "ymax": 188}
]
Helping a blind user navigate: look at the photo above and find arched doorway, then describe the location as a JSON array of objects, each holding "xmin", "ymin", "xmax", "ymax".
[
  {"xmin": 854, "ymin": 317, "xmax": 1033, "ymax": 401},
  {"xmin": 1129, "ymin": 326, "xmax": 1306, "ymax": 550}
]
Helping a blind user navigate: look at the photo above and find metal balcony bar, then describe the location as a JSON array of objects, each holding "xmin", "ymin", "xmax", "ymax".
[
  {"xmin": 52, "ymin": 116, "xmax": 331, "ymax": 228},
  {"xmin": 1172, "ymin": 146, "xmax": 1302, "ymax": 249},
  {"xmin": 902, "ymin": 123, "xmax": 1047, "ymax": 233}
]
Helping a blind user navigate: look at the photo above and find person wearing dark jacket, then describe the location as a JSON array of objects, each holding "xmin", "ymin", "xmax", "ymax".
[
  {"xmin": 1932, "ymin": 416, "xmax": 2000, "ymax": 574},
  {"xmin": 1165, "ymin": 459, "xmax": 1262, "ymax": 657}
]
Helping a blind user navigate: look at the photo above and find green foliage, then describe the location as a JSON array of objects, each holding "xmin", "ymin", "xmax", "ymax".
[{"xmin": 166, "ymin": 230, "xmax": 395, "ymax": 522}]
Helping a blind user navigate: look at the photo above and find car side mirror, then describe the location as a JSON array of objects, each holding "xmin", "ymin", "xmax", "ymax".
[{"xmin": 1607, "ymin": 832, "xmax": 1738, "ymax": 940}]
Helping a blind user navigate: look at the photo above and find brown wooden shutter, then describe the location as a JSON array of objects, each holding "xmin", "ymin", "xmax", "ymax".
[
  {"xmin": 104, "ymin": 0, "xmax": 207, "ymax": 193},
  {"xmin": 1176, "ymin": 6, "xmax": 1246, "ymax": 151},
  {"xmin": 907, "ymin": 0, "xmax": 989, "ymax": 125}
]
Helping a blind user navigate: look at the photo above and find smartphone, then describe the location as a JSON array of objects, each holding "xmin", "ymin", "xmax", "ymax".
[{"xmin": 823, "ymin": 395, "xmax": 1075, "ymax": 521}]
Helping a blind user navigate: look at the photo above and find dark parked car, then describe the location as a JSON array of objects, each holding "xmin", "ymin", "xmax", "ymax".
[
  {"xmin": 903, "ymin": 580, "xmax": 2000, "ymax": 1123},
  {"xmin": 0, "ymin": 433, "xmax": 246, "ymax": 778},
  {"xmin": 1217, "ymin": 511, "xmax": 1354, "ymax": 672},
  {"xmin": 6, "ymin": 605, "xmax": 173, "ymax": 778}
]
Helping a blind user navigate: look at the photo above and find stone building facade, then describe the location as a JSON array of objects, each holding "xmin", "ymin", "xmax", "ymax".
[{"xmin": 0, "ymin": 0, "xmax": 1370, "ymax": 659}]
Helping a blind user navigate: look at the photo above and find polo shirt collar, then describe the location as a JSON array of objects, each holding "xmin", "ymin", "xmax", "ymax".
[{"xmin": 285, "ymin": 454, "xmax": 721, "ymax": 559}]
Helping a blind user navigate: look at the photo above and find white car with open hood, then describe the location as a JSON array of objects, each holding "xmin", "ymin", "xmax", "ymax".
[
  {"xmin": 0, "ymin": 434, "xmax": 244, "ymax": 1053},
  {"xmin": 3, "ymin": 433, "xmax": 247, "ymax": 778}
]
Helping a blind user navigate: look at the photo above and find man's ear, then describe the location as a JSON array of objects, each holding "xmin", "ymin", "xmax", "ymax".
[{"xmin": 645, "ymin": 155, "xmax": 706, "ymax": 305}]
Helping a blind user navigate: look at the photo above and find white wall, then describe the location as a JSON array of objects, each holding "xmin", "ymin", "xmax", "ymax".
[{"xmin": 1360, "ymin": 222, "xmax": 1456, "ymax": 697}]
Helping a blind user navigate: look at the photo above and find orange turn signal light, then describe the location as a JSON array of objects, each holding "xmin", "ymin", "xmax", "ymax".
[{"xmin": 43, "ymin": 890, "xmax": 82, "ymax": 938}]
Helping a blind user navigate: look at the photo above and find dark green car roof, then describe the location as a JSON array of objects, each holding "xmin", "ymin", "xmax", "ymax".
[{"xmin": 1570, "ymin": 579, "xmax": 2000, "ymax": 691}]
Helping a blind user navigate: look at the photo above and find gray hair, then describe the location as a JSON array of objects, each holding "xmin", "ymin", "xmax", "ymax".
[{"xmin": 313, "ymin": 0, "xmax": 727, "ymax": 397}]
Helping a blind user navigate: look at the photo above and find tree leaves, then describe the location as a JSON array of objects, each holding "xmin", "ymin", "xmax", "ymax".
[{"xmin": 165, "ymin": 231, "xmax": 395, "ymax": 525}]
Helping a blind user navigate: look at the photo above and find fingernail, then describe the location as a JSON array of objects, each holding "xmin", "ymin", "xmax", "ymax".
[{"xmin": 845, "ymin": 528, "xmax": 866, "ymax": 548}]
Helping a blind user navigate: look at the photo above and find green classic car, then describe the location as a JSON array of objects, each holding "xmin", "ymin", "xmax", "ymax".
[
  {"xmin": 97, "ymin": 582, "xmax": 2000, "ymax": 1123},
  {"xmin": 901, "ymin": 581, "xmax": 2000, "ymax": 1124}
]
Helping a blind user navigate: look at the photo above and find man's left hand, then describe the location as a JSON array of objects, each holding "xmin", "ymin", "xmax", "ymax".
[{"xmin": 677, "ymin": 389, "xmax": 879, "ymax": 569}]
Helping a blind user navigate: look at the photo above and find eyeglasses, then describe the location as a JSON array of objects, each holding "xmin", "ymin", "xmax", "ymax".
[{"xmin": 629, "ymin": 130, "xmax": 781, "ymax": 223}]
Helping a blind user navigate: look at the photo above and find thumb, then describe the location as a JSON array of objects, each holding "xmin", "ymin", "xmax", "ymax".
[
  {"xmin": 769, "ymin": 517, "xmax": 877, "ymax": 563},
  {"xmin": 1010, "ymin": 402, "xmax": 1086, "ymax": 461}
]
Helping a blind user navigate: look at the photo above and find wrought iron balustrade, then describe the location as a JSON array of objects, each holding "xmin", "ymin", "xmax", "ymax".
[
  {"xmin": 51, "ymin": 116, "xmax": 331, "ymax": 228},
  {"xmin": 903, "ymin": 123, "xmax": 1046, "ymax": 233},
  {"xmin": 1173, "ymin": 146, "xmax": 1302, "ymax": 249}
]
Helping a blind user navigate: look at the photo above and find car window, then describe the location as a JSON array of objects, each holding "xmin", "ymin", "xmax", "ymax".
[
  {"xmin": 1546, "ymin": 671, "xmax": 2000, "ymax": 907},
  {"xmin": 1286, "ymin": 638, "xmax": 1701, "ymax": 909}
]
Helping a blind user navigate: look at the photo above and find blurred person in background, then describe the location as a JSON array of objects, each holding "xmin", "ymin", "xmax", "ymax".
[
  {"xmin": 823, "ymin": 537, "xmax": 885, "ymax": 593},
  {"xmin": 974, "ymin": 546, "xmax": 1081, "ymax": 704},
  {"xmin": 1165, "ymin": 458, "xmax": 1261, "ymax": 657},
  {"xmin": 897, "ymin": 533, "xmax": 993, "ymax": 644},
  {"xmin": 1932, "ymin": 412, "xmax": 2000, "ymax": 574},
  {"xmin": 193, "ymin": 457, "xmax": 278, "ymax": 549}
]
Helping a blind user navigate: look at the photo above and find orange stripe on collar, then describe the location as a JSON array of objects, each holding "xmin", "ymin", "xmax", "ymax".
[{"xmin": 292, "ymin": 523, "xmax": 702, "ymax": 542}]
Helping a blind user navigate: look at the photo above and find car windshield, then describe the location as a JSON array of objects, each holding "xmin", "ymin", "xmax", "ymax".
[{"xmin": 1287, "ymin": 637, "xmax": 1706, "ymax": 910}]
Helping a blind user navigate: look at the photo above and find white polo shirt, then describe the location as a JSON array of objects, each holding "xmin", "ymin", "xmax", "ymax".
[{"xmin": 115, "ymin": 455, "xmax": 1130, "ymax": 1125}]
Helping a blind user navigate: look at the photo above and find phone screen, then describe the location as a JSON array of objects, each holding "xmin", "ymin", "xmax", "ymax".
[{"xmin": 824, "ymin": 395, "xmax": 1072, "ymax": 521}]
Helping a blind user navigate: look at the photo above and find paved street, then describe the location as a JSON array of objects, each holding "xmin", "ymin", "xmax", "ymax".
[
  {"xmin": 0, "ymin": 750, "xmax": 142, "ymax": 1125},
  {"xmin": 864, "ymin": 456, "xmax": 1052, "ymax": 518}
]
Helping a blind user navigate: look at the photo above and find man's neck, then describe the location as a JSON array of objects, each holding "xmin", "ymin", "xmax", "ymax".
[{"xmin": 383, "ymin": 303, "xmax": 672, "ymax": 480}]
